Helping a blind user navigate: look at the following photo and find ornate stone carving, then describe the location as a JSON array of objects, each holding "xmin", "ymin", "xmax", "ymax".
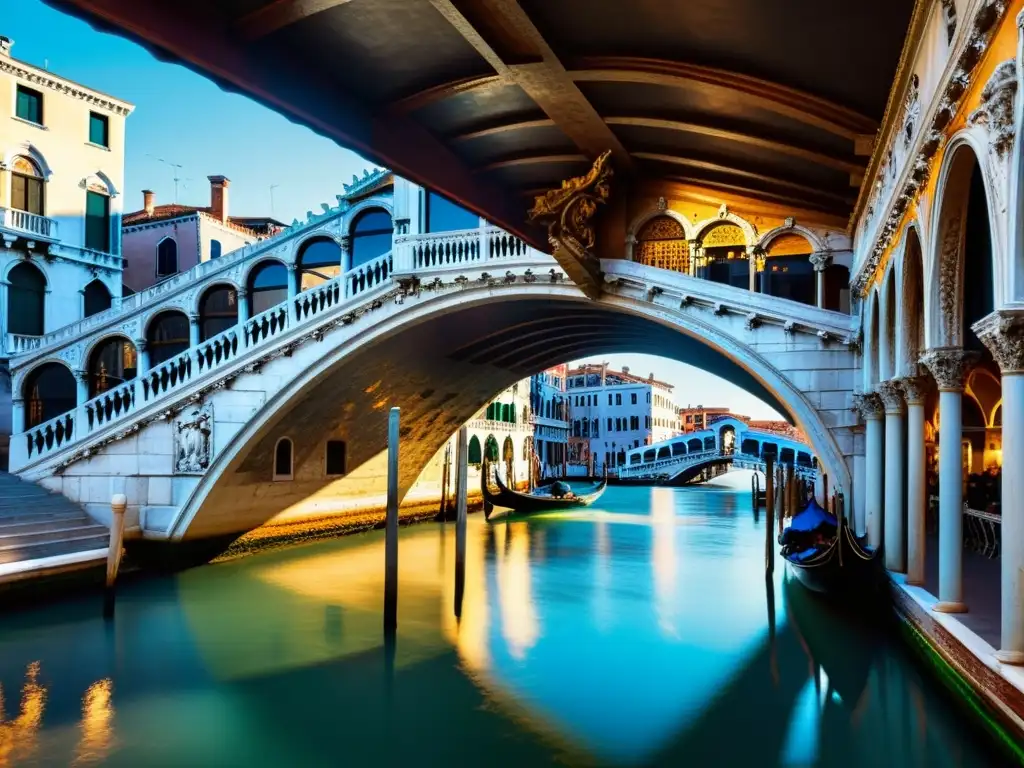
[
  {"xmin": 969, "ymin": 59, "xmax": 1018, "ymax": 212},
  {"xmin": 174, "ymin": 403, "xmax": 212, "ymax": 474},
  {"xmin": 899, "ymin": 375, "xmax": 931, "ymax": 405},
  {"xmin": 745, "ymin": 313, "xmax": 761, "ymax": 331},
  {"xmin": 941, "ymin": 0, "xmax": 958, "ymax": 42},
  {"xmin": 852, "ymin": 392, "xmax": 884, "ymax": 420},
  {"xmin": 902, "ymin": 74, "xmax": 920, "ymax": 150},
  {"xmin": 972, "ymin": 308, "xmax": 1024, "ymax": 373},
  {"xmin": 920, "ymin": 347, "xmax": 976, "ymax": 391},
  {"xmin": 808, "ymin": 251, "xmax": 832, "ymax": 272},
  {"xmin": 528, "ymin": 150, "xmax": 612, "ymax": 298},
  {"xmin": 529, "ymin": 151, "xmax": 612, "ymax": 253},
  {"xmin": 877, "ymin": 380, "xmax": 905, "ymax": 412},
  {"xmin": 656, "ymin": 196, "xmax": 667, "ymax": 211},
  {"xmin": 937, "ymin": 214, "xmax": 963, "ymax": 342}
]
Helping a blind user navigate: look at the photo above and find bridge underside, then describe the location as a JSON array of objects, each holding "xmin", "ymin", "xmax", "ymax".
[{"xmin": 189, "ymin": 298, "xmax": 793, "ymax": 542}]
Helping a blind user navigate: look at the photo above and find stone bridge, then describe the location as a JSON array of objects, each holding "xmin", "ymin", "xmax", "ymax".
[
  {"xmin": 7, "ymin": 222, "xmax": 858, "ymax": 557},
  {"xmin": 617, "ymin": 417, "xmax": 819, "ymax": 485}
]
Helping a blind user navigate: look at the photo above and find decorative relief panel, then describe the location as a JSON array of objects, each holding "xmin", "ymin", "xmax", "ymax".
[
  {"xmin": 174, "ymin": 403, "xmax": 213, "ymax": 474},
  {"xmin": 701, "ymin": 224, "xmax": 746, "ymax": 248},
  {"xmin": 636, "ymin": 216, "xmax": 689, "ymax": 273}
]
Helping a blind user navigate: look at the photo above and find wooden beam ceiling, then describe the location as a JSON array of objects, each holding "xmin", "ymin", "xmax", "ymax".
[
  {"xmin": 236, "ymin": 0, "xmax": 354, "ymax": 41},
  {"xmin": 427, "ymin": 0, "xmax": 633, "ymax": 170}
]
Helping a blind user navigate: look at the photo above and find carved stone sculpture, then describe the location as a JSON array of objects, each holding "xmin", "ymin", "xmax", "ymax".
[
  {"xmin": 175, "ymin": 403, "xmax": 213, "ymax": 473},
  {"xmin": 920, "ymin": 348, "xmax": 976, "ymax": 391},
  {"xmin": 852, "ymin": 392, "xmax": 884, "ymax": 420},
  {"xmin": 973, "ymin": 309, "xmax": 1024, "ymax": 373},
  {"xmin": 877, "ymin": 380, "xmax": 905, "ymax": 413}
]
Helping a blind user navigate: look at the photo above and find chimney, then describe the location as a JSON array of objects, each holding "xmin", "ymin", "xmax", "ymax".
[
  {"xmin": 208, "ymin": 175, "xmax": 230, "ymax": 223},
  {"xmin": 0, "ymin": 37, "xmax": 13, "ymax": 57},
  {"xmin": 142, "ymin": 189, "xmax": 155, "ymax": 216}
]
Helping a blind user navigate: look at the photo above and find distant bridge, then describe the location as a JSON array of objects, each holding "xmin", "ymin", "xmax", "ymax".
[{"xmin": 616, "ymin": 418, "xmax": 817, "ymax": 483}]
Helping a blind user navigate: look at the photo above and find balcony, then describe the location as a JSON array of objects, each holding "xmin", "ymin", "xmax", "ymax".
[
  {"xmin": 0, "ymin": 208, "xmax": 58, "ymax": 242},
  {"xmin": 4, "ymin": 333, "xmax": 42, "ymax": 357}
]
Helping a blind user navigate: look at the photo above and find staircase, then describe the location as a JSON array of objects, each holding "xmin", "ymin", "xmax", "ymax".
[{"xmin": 0, "ymin": 472, "xmax": 109, "ymax": 582}]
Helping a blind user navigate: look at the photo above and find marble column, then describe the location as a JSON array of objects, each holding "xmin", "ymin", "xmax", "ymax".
[
  {"xmin": 286, "ymin": 264, "xmax": 299, "ymax": 324},
  {"xmin": 901, "ymin": 376, "xmax": 930, "ymax": 586},
  {"xmin": 237, "ymin": 288, "xmax": 250, "ymax": 324},
  {"xmin": 747, "ymin": 248, "xmax": 757, "ymax": 292},
  {"xmin": 854, "ymin": 392, "xmax": 885, "ymax": 549},
  {"xmin": 921, "ymin": 348, "xmax": 974, "ymax": 613},
  {"xmin": 974, "ymin": 310, "xmax": 1024, "ymax": 662},
  {"xmin": 809, "ymin": 251, "xmax": 832, "ymax": 309},
  {"xmin": 11, "ymin": 397, "xmax": 24, "ymax": 435},
  {"xmin": 74, "ymin": 369, "xmax": 90, "ymax": 406},
  {"xmin": 133, "ymin": 338, "xmax": 149, "ymax": 376},
  {"xmin": 878, "ymin": 380, "xmax": 906, "ymax": 572}
]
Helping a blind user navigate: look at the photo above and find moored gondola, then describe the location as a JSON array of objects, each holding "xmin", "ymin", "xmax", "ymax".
[
  {"xmin": 483, "ymin": 468, "xmax": 607, "ymax": 518},
  {"xmin": 780, "ymin": 497, "xmax": 884, "ymax": 601}
]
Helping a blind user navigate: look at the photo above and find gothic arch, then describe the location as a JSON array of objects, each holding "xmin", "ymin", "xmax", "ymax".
[
  {"xmin": 879, "ymin": 262, "xmax": 898, "ymax": 381},
  {"xmin": 894, "ymin": 222, "xmax": 926, "ymax": 377},
  {"xmin": 864, "ymin": 287, "xmax": 882, "ymax": 391}
]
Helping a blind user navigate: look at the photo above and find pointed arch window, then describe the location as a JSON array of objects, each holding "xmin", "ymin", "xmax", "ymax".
[{"xmin": 636, "ymin": 216, "xmax": 689, "ymax": 273}]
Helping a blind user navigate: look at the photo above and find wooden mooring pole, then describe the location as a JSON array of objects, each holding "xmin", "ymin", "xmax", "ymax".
[
  {"xmin": 784, "ymin": 462, "xmax": 795, "ymax": 530},
  {"xmin": 454, "ymin": 426, "xmax": 469, "ymax": 618},
  {"xmin": 384, "ymin": 407, "xmax": 400, "ymax": 634},
  {"xmin": 764, "ymin": 456, "xmax": 775, "ymax": 573},
  {"xmin": 103, "ymin": 493, "xmax": 127, "ymax": 620}
]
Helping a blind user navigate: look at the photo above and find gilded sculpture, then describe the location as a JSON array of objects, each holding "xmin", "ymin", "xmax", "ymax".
[{"xmin": 528, "ymin": 150, "xmax": 613, "ymax": 254}]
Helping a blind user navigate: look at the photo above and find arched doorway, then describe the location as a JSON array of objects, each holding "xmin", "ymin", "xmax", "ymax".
[
  {"xmin": 247, "ymin": 261, "xmax": 288, "ymax": 317},
  {"xmin": 502, "ymin": 435, "xmax": 515, "ymax": 483},
  {"xmin": 199, "ymin": 285, "xmax": 238, "ymax": 341},
  {"xmin": 297, "ymin": 237, "xmax": 343, "ymax": 292},
  {"xmin": 8, "ymin": 262, "xmax": 46, "ymax": 336},
  {"xmin": 718, "ymin": 424, "xmax": 736, "ymax": 454},
  {"xmin": 350, "ymin": 209, "xmax": 393, "ymax": 268},
  {"xmin": 697, "ymin": 223, "xmax": 748, "ymax": 288},
  {"xmin": 87, "ymin": 336, "xmax": 137, "ymax": 398},
  {"xmin": 635, "ymin": 216, "xmax": 689, "ymax": 273},
  {"xmin": 761, "ymin": 233, "xmax": 815, "ymax": 305},
  {"xmin": 83, "ymin": 279, "xmax": 112, "ymax": 318},
  {"xmin": 468, "ymin": 435, "xmax": 482, "ymax": 466},
  {"xmin": 484, "ymin": 434, "xmax": 499, "ymax": 462},
  {"xmin": 22, "ymin": 363, "xmax": 75, "ymax": 428},
  {"xmin": 146, "ymin": 310, "xmax": 190, "ymax": 367}
]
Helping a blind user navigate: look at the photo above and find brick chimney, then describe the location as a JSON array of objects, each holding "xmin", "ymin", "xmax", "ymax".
[
  {"xmin": 208, "ymin": 175, "xmax": 230, "ymax": 223},
  {"xmin": 142, "ymin": 189, "xmax": 155, "ymax": 216}
]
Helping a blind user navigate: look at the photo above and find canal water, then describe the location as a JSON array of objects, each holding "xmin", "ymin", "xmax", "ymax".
[{"xmin": 0, "ymin": 479, "xmax": 1006, "ymax": 766}]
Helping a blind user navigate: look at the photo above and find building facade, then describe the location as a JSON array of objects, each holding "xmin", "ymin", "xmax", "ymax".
[
  {"xmin": 529, "ymin": 364, "xmax": 570, "ymax": 480},
  {"xmin": 564, "ymin": 363, "xmax": 680, "ymax": 474},
  {"xmin": 121, "ymin": 177, "xmax": 284, "ymax": 293},
  {"xmin": 0, "ymin": 36, "xmax": 133, "ymax": 467},
  {"xmin": 679, "ymin": 405, "xmax": 736, "ymax": 433}
]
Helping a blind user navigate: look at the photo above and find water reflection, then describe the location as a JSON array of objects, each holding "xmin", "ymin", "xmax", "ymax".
[{"xmin": 0, "ymin": 482, "xmax": 1005, "ymax": 766}]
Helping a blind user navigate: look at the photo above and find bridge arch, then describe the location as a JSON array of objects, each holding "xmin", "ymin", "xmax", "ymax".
[{"xmin": 141, "ymin": 280, "xmax": 851, "ymax": 541}]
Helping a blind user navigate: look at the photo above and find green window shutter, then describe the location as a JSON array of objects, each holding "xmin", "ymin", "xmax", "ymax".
[
  {"xmin": 85, "ymin": 191, "xmax": 110, "ymax": 252},
  {"xmin": 16, "ymin": 87, "xmax": 42, "ymax": 123},
  {"xmin": 89, "ymin": 113, "xmax": 109, "ymax": 147}
]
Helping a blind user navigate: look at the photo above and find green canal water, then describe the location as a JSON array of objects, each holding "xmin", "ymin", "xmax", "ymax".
[{"xmin": 0, "ymin": 480, "xmax": 1007, "ymax": 766}]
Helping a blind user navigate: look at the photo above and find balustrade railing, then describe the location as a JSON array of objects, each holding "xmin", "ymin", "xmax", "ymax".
[
  {"xmin": 964, "ymin": 505, "xmax": 1001, "ymax": 559},
  {"xmin": 5, "ymin": 333, "xmax": 42, "ymax": 355},
  {"xmin": 142, "ymin": 353, "xmax": 193, "ymax": 401},
  {"xmin": 85, "ymin": 381, "xmax": 136, "ymax": 431},
  {"xmin": 2, "ymin": 207, "xmax": 57, "ymax": 239},
  {"xmin": 393, "ymin": 226, "xmax": 544, "ymax": 273},
  {"xmin": 244, "ymin": 305, "xmax": 288, "ymax": 347},
  {"xmin": 619, "ymin": 449, "xmax": 722, "ymax": 478},
  {"xmin": 24, "ymin": 411, "xmax": 74, "ymax": 460},
  {"xmin": 347, "ymin": 252, "xmax": 392, "ymax": 298},
  {"xmin": 195, "ymin": 329, "xmax": 240, "ymax": 373}
]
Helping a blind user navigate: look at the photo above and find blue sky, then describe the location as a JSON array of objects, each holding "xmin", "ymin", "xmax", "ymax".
[{"xmin": 8, "ymin": 1, "xmax": 782, "ymax": 420}]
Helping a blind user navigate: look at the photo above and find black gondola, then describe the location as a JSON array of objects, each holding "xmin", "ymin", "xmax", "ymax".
[
  {"xmin": 780, "ymin": 498, "xmax": 884, "ymax": 601},
  {"xmin": 482, "ymin": 468, "xmax": 607, "ymax": 518}
]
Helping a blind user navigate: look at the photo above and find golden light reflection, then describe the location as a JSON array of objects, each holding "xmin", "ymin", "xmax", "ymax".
[
  {"xmin": 650, "ymin": 488, "xmax": 678, "ymax": 637},
  {"xmin": 0, "ymin": 662, "xmax": 46, "ymax": 767},
  {"xmin": 73, "ymin": 679, "xmax": 114, "ymax": 766},
  {"xmin": 496, "ymin": 523, "xmax": 539, "ymax": 660},
  {"xmin": 593, "ymin": 519, "xmax": 612, "ymax": 629},
  {"xmin": 442, "ymin": 524, "xmax": 490, "ymax": 675}
]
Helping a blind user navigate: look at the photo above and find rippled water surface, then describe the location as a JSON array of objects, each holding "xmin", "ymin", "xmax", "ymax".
[{"xmin": 0, "ymin": 480, "xmax": 1004, "ymax": 766}]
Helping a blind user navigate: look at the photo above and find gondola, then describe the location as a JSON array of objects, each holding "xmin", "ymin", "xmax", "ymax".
[
  {"xmin": 482, "ymin": 467, "xmax": 607, "ymax": 518},
  {"xmin": 780, "ymin": 498, "xmax": 884, "ymax": 602}
]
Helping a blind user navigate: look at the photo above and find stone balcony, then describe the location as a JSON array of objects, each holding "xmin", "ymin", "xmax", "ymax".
[{"xmin": 0, "ymin": 207, "xmax": 58, "ymax": 243}]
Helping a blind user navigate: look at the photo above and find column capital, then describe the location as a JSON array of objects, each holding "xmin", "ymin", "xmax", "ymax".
[
  {"xmin": 898, "ymin": 375, "xmax": 931, "ymax": 406},
  {"xmin": 877, "ymin": 379, "xmax": 905, "ymax": 414},
  {"xmin": 809, "ymin": 251, "xmax": 833, "ymax": 272},
  {"xmin": 852, "ymin": 391, "xmax": 884, "ymax": 420},
  {"xmin": 133, "ymin": 337, "xmax": 147, "ymax": 352},
  {"xmin": 340, "ymin": 235, "xmax": 352, "ymax": 252},
  {"xmin": 920, "ymin": 347, "xmax": 978, "ymax": 392},
  {"xmin": 74, "ymin": 368, "xmax": 89, "ymax": 382},
  {"xmin": 972, "ymin": 308, "xmax": 1024, "ymax": 374},
  {"xmin": 236, "ymin": 287, "xmax": 248, "ymax": 298},
  {"xmin": 189, "ymin": 313, "xmax": 200, "ymax": 324}
]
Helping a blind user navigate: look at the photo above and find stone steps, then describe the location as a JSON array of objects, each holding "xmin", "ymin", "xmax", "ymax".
[{"xmin": 0, "ymin": 472, "xmax": 110, "ymax": 575}]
